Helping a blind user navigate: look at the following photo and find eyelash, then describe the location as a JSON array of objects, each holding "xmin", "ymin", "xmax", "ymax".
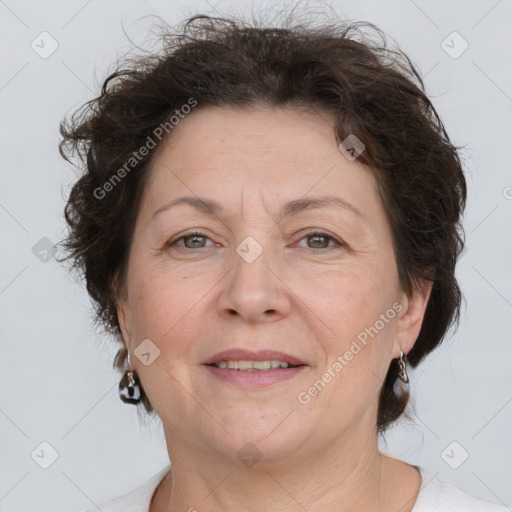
[{"xmin": 166, "ymin": 229, "xmax": 343, "ymax": 251}]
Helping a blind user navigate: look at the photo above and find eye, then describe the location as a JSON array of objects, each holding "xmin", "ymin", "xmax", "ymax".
[
  {"xmin": 296, "ymin": 230, "xmax": 343, "ymax": 250},
  {"xmin": 166, "ymin": 229, "xmax": 343, "ymax": 251},
  {"xmin": 166, "ymin": 230, "xmax": 214, "ymax": 249}
]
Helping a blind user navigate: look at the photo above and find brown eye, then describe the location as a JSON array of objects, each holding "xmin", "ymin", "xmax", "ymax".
[
  {"xmin": 307, "ymin": 234, "xmax": 330, "ymax": 249},
  {"xmin": 297, "ymin": 231, "xmax": 342, "ymax": 250},
  {"xmin": 166, "ymin": 230, "xmax": 213, "ymax": 250},
  {"xmin": 182, "ymin": 233, "xmax": 207, "ymax": 248}
]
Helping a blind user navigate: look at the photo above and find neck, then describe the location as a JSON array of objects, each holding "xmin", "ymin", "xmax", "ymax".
[{"xmin": 152, "ymin": 426, "xmax": 415, "ymax": 512}]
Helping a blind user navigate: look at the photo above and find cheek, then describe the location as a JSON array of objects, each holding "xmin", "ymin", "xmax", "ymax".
[
  {"xmin": 124, "ymin": 269, "xmax": 210, "ymax": 411},
  {"xmin": 299, "ymin": 260, "xmax": 398, "ymax": 351},
  {"xmin": 301, "ymin": 261, "xmax": 399, "ymax": 407},
  {"xmin": 125, "ymin": 262, "xmax": 218, "ymax": 357}
]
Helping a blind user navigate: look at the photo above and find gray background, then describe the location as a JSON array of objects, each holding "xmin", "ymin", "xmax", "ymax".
[{"xmin": 1, "ymin": 0, "xmax": 511, "ymax": 511}]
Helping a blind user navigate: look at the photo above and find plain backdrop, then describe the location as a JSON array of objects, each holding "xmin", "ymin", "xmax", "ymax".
[{"xmin": 1, "ymin": 0, "xmax": 511, "ymax": 511}]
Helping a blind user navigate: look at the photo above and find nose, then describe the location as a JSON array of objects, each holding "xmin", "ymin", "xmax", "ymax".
[{"xmin": 216, "ymin": 243, "xmax": 292, "ymax": 324}]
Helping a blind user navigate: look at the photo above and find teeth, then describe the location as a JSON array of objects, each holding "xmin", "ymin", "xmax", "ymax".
[
  {"xmin": 213, "ymin": 360, "xmax": 293, "ymax": 371},
  {"xmin": 238, "ymin": 360, "xmax": 253, "ymax": 370}
]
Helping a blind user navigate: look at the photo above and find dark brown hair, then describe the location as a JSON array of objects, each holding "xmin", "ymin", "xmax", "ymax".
[{"xmin": 58, "ymin": 13, "xmax": 466, "ymax": 432}]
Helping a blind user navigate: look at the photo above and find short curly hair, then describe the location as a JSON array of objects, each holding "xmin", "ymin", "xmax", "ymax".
[{"xmin": 58, "ymin": 13, "xmax": 467, "ymax": 432}]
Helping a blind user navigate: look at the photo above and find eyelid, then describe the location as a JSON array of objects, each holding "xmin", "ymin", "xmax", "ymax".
[
  {"xmin": 166, "ymin": 229, "xmax": 344, "ymax": 250},
  {"xmin": 166, "ymin": 229, "xmax": 215, "ymax": 248}
]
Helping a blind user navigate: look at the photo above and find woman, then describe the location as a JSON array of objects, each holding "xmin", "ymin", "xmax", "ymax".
[{"xmin": 59, "ymin": 12, "xmax": 507, "ymax": 512}]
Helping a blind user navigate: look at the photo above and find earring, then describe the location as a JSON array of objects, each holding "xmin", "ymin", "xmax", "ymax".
[
  {"xmin": 119, "ymin": 351, "xmax": 142, "ymax": 405},
  {"xmin": 397, "ymin": 350, "xmax": 409, "ymax": 383}
]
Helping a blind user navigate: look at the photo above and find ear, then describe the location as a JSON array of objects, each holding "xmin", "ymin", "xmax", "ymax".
[{"xmin": 393, "ymin": 277, "xmax": 433, "ymax": 357}]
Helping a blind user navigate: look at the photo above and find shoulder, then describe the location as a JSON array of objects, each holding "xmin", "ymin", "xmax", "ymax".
[
  {"xmin": 81, "ymin": 465, "xmax": 170, "ymax": 512},
  {"xmin": 413, "ymin": 466, "xmax": 509, "ymax": 511}
]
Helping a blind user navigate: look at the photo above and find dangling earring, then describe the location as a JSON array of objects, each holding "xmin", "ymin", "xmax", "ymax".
[
  {"xmin": 119, "ymin": 351, "xmax": 142, "ymax": 405},
  {"xmin": 397, "ymin": 350, "xmax": 409, "ymax": 383}
]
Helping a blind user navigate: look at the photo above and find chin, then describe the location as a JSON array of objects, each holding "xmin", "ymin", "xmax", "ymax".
[{"xmin": 196, "ymin": 412, "xmax": 315, "ymax": 464}]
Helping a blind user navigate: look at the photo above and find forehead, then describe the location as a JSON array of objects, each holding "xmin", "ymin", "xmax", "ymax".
[
  {"xmin": 157, "ymin": 104, "xmax": 338, "ymax": 165},
  {"xmin": 142, "ymin": 105, "xmax": 380, "ymax": 217}
]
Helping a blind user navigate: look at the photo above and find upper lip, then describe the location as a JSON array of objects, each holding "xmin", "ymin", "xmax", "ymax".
[{"xmin": 202, "ymin": 349, "xmax": 306, "ymax": 366}]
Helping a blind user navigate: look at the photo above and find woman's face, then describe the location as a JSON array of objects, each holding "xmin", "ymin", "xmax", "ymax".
[{"xmin": 118, "ymin": 105, "xmax": 431, "ymax": 464}]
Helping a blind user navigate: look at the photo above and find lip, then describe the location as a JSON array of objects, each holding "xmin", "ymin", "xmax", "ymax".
[
  {"xmin": 202, "ymin": 349, "xmax": 306, "ymax": 366},
  {"xmin": 203, "ymin": 364, "xmax": 308, "ymax": 388}
]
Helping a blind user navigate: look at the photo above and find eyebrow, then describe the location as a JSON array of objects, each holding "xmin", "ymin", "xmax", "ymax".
[{"xmin": 151, "ymin": 195, "xmax": 365, "ymax": 221}]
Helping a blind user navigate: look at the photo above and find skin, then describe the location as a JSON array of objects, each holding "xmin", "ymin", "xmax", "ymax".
[{"xmin": 117, "ymin": 105, "xmax": 432, "ymax": 512}]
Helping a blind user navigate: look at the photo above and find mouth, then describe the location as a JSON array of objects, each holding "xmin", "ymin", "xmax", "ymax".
[
  {"xmin": 202, "ymin": 349, "xmax": 308, "ymax": 388},
  {"xmin": 202, "ymin": 349, "xmax": 306, "ymax": 368},
  {"xmin": 206, "ymin": 360, "xmax": 302, "ymax": 371}
]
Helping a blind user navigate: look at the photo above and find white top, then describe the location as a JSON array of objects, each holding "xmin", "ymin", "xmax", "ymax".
[{"xmin": 84, "ymin": 464, "xmax": 509, "ymax": 512}]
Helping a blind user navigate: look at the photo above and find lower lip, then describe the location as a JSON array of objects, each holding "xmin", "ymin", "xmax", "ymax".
[{"xmin": 203, "ymin": 365, "xmax": 307, "ymax": 388}]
